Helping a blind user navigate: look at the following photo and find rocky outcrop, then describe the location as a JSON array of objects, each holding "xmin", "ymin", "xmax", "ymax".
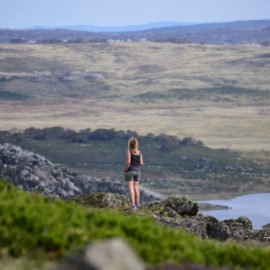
[
  {"xmin": 253, "ymin": 229, "xmax": 270, "ymax": 243},
  {"xmin": 0, "ymin": 143, "xmax": 160, "ymax": 202},
  {"xmin": 69, "ymin": 192, "xmax": 130, "ymax": 209},
  {"xmin": 223, "ymin": 216, "xmax": 253, "ymax": 241},
  {"xmin": 162, "ymin": 196, "xmax": 199, "ymax": 216},
  {"xmin": 139, "ymin": 197, "xmax": 270, "ymax": 244},
  {"xmin": 56, "ymin": 238, "xmax": 144, "ymax": 270},
  {"xmin": 157, "ymin": 215, "xmax": 208, "ymax": 239},
  {"xmin": 204, "ymin": 216, "xmax": 231, "ymax": 241},
  {"xmin": 69, "ymin": 192, "xmax": 270, "ymax": 243}
]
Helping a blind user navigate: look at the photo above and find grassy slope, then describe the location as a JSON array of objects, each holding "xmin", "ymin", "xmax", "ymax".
[
  {"xmin": 1, "ymin": 179, "xmax": 270, "ymax": 270},
  {"xmin": 1, "ymin": 128, "xmax": 270, "ymax": 200},
  {"xmin": 0, "ymin": 42, "xmax": 270, "ymax": 150}
]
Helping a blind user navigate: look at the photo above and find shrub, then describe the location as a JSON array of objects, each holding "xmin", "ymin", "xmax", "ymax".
[{"xmin": 0, "ymin": 179, "xmax": 270, "ymax": 269}]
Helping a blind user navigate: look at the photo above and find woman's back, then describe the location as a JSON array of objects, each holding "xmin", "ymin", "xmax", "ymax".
[{"xmin": 128, "ymin": 150, "xmax": 141, "ymax": 171}]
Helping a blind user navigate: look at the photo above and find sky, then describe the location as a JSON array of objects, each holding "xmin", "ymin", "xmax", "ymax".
[{"xmin": 1, "ymin": 0, "xmax": 270, "ymax": 29}]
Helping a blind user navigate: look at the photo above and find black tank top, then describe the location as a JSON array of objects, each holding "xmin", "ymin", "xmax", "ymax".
[{"xmin": 128, "ymin": 151, "xmax": 141, "ymax": 172}]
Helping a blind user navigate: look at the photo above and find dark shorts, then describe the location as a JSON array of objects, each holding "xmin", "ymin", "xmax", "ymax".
[{"xmin": 124, "ymin": 170, "xmax": 141, "ymax": 181}]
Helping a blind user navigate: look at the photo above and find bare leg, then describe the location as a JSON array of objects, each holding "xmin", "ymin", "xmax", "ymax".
[
  {"xmin": 127, "ymin": 181, "xmax": 135, "ymax": 205},
  {"xmin": 134, "ymin": 181, "xmax": 140, "ymax": 206}
]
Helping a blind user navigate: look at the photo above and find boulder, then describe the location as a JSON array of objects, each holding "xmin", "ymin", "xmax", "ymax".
[
  {"xmin": 223, "ymin": 216, "xmax": 254, "ymax": 240},
  {"xmin": 141, "ymin": 200, "xmax": 162, "ymax": 210},
  {"xmin": 70, "ymin": 192, "xmax": 129, "ymax": 209},
  {"xmin": 253, "ymin": 229, "xmax": 270, "ymax": 244},
  {"xmin": 204, "ymin": 216, "xmax": 231, "ymax": 241},
  {"xmin": 156, "ymin": 215, "xmax": 207, "ymax": 239},
  {"xmin": 56, "ymin": 238, "xmax": 144, "ymax": 270},
  {"xmin": 162, "ymin": 196, "xmax": 199, "ymax": 217}
]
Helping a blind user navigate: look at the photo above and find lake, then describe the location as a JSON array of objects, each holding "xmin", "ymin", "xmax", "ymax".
[{"xmin": 198, "ymin": 193, "xmax": 270, "ymax": 229}]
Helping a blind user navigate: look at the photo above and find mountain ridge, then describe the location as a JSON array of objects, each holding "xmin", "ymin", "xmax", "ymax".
[
  {"xmin": 1, "ymin": 19, "xmax": 270, "ymax": 45},
  {"xmin": 26, "ymin": 21, "xmax": 199, "ymax": 32}
]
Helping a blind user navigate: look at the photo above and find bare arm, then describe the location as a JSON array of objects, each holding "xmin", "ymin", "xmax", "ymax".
[
  {"xmin": 124, "ymin": 150, "xmax": 131, "ymax": 172},
  {"xmin": 140, "ymin": 152, "xmax": 143, "ymax": 166}
]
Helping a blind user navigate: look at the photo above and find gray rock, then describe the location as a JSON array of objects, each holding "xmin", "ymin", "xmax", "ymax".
[
  {"xmin": 156, "ymin": 215, "xmax": 208, "ymax": 239},
  {"xmin": 101, "ymin": 193, "xmax": 129, "ymax": 208},
  {"xmin": 253, "ymin": 229, "xmax": 270, "ymax": 244},
  {"xmin": 141, "ymin": 200, "xmax": 162, "ymax": 210},
  {"xmin": 224, "ymin": 216, "xmax": 254, "ymax": 240},
  {"xmin": 204, "ymin": 215, "xmax": 231, "ymax": 241},
  {"xmin": 162, "ymin": 196, "xmax": 199, "ymax": 216},
  {"xmin": 69, "ymin": 192, "xmax": 130, "ymax": 209},
  {"xmin": 56, "ymin": 238, "xmax": 144, "ymax": 270},
  {"xmin": 163, "ymin": 206, "xmax": 178, "ymax": 217}
]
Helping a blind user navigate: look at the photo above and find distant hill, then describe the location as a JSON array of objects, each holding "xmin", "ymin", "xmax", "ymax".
[
  {"xmin": 27, "ymin": 21, "xmax": 199, "ymax": 32},
  {"xmin": 1, "ymin": 19, "xmax": 270, "ymax": 45},
  {"xmin": 145, "ymin": 19, "xmax": 270, "ymax": 32}
]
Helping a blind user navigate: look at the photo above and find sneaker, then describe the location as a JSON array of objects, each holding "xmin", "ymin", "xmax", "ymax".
[
  {"xmin": 131, "ymin": 204, "xmax": 137, "ymax": 209},
  {"xmin": 135, "ymin": 204, "xmax": 140, "ymax": 208}
]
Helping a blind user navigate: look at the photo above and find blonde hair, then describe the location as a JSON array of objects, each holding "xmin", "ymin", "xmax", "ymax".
[{"xmin": 128, "ymin": 137, "xmax": 138, "ymax": 152}]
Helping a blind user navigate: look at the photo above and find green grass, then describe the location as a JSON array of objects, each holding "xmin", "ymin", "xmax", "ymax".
[{"xmin": 1, "ymin": 178, "xmax": 270, "ymax": 270}]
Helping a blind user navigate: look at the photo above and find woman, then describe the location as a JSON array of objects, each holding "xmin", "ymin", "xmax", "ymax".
[{"xmin": 124, "ymin": 137, "xmax": 143, "ymax": 208}]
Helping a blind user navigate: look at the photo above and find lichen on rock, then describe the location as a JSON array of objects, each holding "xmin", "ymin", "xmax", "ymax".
[{"xmin": 69, "ymin": 192, "xmax": 129, "ymax": 209}]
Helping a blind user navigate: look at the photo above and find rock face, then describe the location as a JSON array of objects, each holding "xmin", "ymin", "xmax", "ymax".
[
  {"xmin": 204, "ymin": 216, "xmax": 231, "ymax": 241},
  {"xmin": 70, "ymin": 192, "xmax": 130, "ymax": 209},
  {"xmin": 163, "ymin": 196, "xmax": 199, "ymax": 216},
  {"xmin": 157, "ymin": 215, "xmax": 208, "ymax": 239},
  {"xmin": 56, "ymin": 238, "xmax": 144, "ymax": 270},
  {"xmin": 223, "ymin": 216, "xmax": 253, "ymax": 240},
  {"xmin": 0, "ymin": 143, "xmax": 160, "ymax": 202}
]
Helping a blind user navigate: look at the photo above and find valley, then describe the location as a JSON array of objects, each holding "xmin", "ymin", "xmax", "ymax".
[{"xmin": 0, "ymin": 42, "xmax": 270, "ymax": 150}]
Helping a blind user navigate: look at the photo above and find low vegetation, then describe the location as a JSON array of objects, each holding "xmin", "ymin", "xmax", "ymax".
[
  {"xmin": 0, "ymin": 42, "xmax": 270, "ymax": 150},
  {"xmin": 1, "ymin": 127, "xmax": 270, "ymax": 199},
  {"xmin": 1, "ymin": 179, "xmax": 270, "ymax": 270}
]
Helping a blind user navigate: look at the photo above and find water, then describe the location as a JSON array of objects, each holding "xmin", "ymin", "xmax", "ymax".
[{"xmin": 198, "ymin": 193, "xmax": 270, "ymax": 229}]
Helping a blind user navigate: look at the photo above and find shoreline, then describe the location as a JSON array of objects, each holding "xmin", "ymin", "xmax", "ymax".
[{"xmin": 186, "ymin": 189, "xmax": 270, "ymax": 201}]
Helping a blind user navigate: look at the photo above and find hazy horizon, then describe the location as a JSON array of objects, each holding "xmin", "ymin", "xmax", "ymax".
[{"xmin": 1, "ymin": 0, "xmax": 270, "ymax": 29}]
